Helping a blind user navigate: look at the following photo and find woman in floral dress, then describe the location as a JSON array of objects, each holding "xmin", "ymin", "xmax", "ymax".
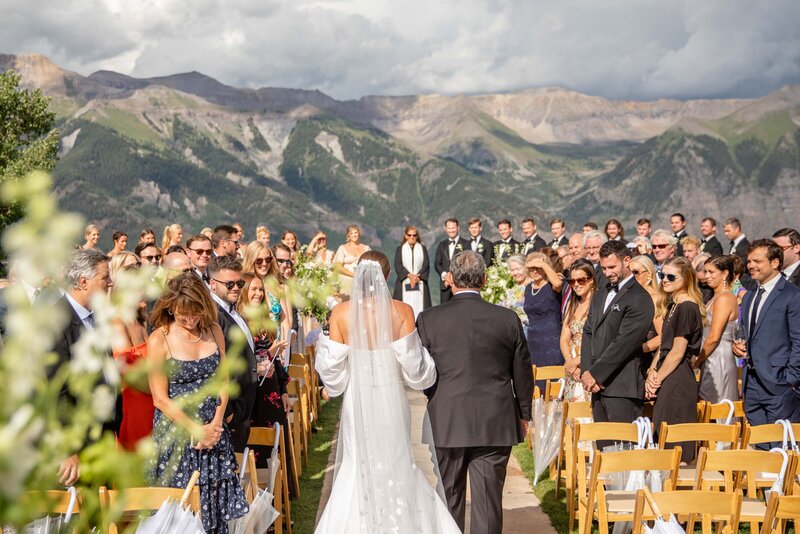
[{"xmin": 560, "ymin": 260, "xmax": 596, "ymax": 401}]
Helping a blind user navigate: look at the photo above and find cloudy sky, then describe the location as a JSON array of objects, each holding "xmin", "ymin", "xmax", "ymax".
[{"xmin": 2, "ymin": 0, "xmax": 799, "ymax": 100}]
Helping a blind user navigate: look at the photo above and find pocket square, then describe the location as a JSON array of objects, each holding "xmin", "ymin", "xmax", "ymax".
[{"xmin": 611, "ymin": 304, "xmax": 621, "ymax": 312}]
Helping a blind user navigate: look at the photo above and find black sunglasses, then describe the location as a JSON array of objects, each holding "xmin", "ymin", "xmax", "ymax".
[
  {"xmin": 276, "ymin": 258, "xmax": 293, "ymax": 265},
  {"xmin": 652, "ymin": 244, "xmax": 671, "ymax": 250},
  {"xmin": 254, "ymin": 257, "xmax": 273, "ymax": 265},
  {"xmin": 406, "ymin": 233, "xmax": 418, "ymax": 237},
  {"xmin": 142, "ymin": 254, "xmax": 162, "ymax": 262},
  {"xmin": 189, "ymin": 248, "xmax": 213, "ymax": 256},
  {"xmin": 212, "ymin": 278, "xmax": 245, "ymax": 290},
  {"xmin": 658, "ymin": 272, "xmax": 681, "ymax": 282}
]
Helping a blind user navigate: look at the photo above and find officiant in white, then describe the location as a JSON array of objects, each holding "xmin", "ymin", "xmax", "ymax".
[{"xmin": 393, "ymin": 225, "xmax": 431, "ymax": 317}]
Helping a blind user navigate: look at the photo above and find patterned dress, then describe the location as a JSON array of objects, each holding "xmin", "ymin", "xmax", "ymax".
[
  {"xmin": 564, "ymin": 317, "xmax": 589, "ymax": 402},
  {"xmin": 150, "ymin": 352, "xmax": 248, "ymax": 533}
]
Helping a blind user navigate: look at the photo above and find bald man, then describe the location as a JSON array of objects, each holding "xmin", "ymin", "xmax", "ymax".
[{"xmin": 162, "ymin": 252, "xmax": 193, "ymax": 281}]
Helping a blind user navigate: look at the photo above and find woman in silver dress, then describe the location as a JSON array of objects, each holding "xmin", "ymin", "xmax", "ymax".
[{"xmin": 693, "ymin": 255, "xmax": 740, "ymax": 402}]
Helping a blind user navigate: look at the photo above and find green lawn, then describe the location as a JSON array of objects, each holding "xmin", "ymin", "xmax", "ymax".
[
  {"xmin": 513, "ymin": 444, "xmax": 574, "ymax": 533},
  {"xmin": 292, "ymin": 396, "xmax": 342, "ymax": 534}
]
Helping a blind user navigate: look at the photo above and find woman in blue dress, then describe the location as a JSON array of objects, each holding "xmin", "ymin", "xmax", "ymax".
[
  {"xmin": 148, "ymin": 274, "xmax": 248, "ymax": 533},
  {"xmin": 523, "ymin": 252, "xmax": 565, "ymax": 390}
]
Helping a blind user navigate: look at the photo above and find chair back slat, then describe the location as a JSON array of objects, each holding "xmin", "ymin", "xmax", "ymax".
[{"xmin": 658, "ymin": 422, "xmax": 741, "ymax": 454}]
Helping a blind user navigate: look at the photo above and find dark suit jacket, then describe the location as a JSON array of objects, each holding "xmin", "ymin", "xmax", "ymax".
[
  {"xmin": 580, "ymin": 278, "xmax": 654, "ymax": 399},
  {"xmin": 468, "ymin": 237, "xmax": 495, "ymax": 266},
  {"xmin": 700, "ymin": 235, "xmax": 724, "ymax": 257},
  {"xmin": 434, "ymin": 237, "xmax": 471, "ymax": 287},
  {"xmin": 417, "ymin": 292, "xmax": 533, "ymax": 447},
  {"xmin": 742, "ymin": 276, "xmax": 800, "ymax": 395},
  {"xmin": 493, "ymin": 238, "xmax": 521, "ymax": 262},
  {"xmin": 673, "ymin": 231, "xmax": 687, "ymax": 257},
  {"xmin": 520, "ymin": 235, "xmax": 547, "ymax": 256},
  {"xmin": 788, "ymin": 266, "xmax": 800, "ymax": 288},
  {"xmin": 216, "ymin": 305, "xmax": 258, "ymax": 450},
  {"xmin": 392, "ymin": 244, "xmax": 432, "ymax": 310},
  {"xmin": 731, "ymin": 237, "xmax": 750, "ymax": 264},
  {"xmin": 549, "ymin": 235, "xmax": 569, "ymax": 249}
]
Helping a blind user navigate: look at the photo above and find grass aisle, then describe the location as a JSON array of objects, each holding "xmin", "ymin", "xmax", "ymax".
[
  {"xmin": 512, "ymin": 444, "xmax": 573, "ymax": 534},
  {"xmin": 293, "ymin": 396, "xmax": 342, "ymax": 534}
]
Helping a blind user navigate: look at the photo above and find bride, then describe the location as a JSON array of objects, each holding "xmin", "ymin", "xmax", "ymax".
[{"xmin": 314, "ymin": 251, "xmax": 460, "ymax": 533}]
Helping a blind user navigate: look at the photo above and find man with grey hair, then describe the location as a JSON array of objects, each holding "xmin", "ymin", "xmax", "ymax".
[
  {"xmin": 417, "ymin": 251, "xmax": 533, "ymax": 533},
  {"xmin": 52, "ymin": 248, "xmax": 113, "ymax": 486},
  {"xmin": 584, "ymin": 230, "xmax": 609, "ymax": 286},
  {"xmin": 650, "ymin": 229, "xmax": 676, "ymax": 274}
]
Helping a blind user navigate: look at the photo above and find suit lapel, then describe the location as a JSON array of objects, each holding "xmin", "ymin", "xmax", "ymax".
[
  {"xmin": 753, "ymin": 277, "xmax": 785, "ymax": 338},
  {"xmin": 595, "ymin": 282, "xmax": 633, "ymax": 328}
]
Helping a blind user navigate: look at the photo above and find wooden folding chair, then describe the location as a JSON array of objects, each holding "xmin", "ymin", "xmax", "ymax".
[
  {"xmin": 574, "ymin": 422, "xmax": 641, "ymax": 533},
  {"xmin": 20, "ymin": 487, "xmax": 83, "ymax": 533},
  {"xmin": 703, "ymin": 400, "xmax": 744, "ymax": 423},
  {"xmin": 761, "ymin": 492, "xmax": 800, "ymax": 534},
  {"xmin": 555, "ymin": 401, "xmax": 592, "ymax": 499},
  {"xmin": 286, "ymin": 379, "xmax": 307, "ymax": 472},
  {"xmin": 633, "ymin": 487, "xmax": 742, "ymax": 534},
  {"xmin": 657, "ymin": 421, "xmax": 741, "ymax": 487},
  {"xmin": 291, "ymin": 353, "xmax": 319, "ymax": 422},
  {"xmin": 695, "ymin": 447, "xmax": 796, "ymax": 534},
  {"xmin": 248, "ymin": 425, "xmax": 290, "ymax": 534},
  {"xmin": 235, "ymin": 448, "xmax": 260, "ymax": 503},
  {"xmin": 743, "ymin": 423, "xmax": 800, "ymax": 449},
  {"xmin": 532, "ymin": 364, "xmax": 565, "ymax": 399},
  {"xmin": 582, "ymin": 447, "xmax": 681, "ymax": 534},
  {"xmin": 288, "ymin": 367, "xmax": 312, "ymax": 465},
  {"xmin": 99, "ymin": 472, "xmax": 201, "ymax": 534}
]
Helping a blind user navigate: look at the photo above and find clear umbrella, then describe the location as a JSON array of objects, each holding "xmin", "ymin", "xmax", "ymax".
[
  {"xmin": 21, "ymin": 486, "xmax": 78, "ymax": 534},
  {"xmin": 228, "ymin": 488, "xmax": 279, "ymax": 534},
  {"xmin": 531, "ymin": 379, "xmax": 565, "ymax": 485},
  {"xmin": 136, "ymin": 470, "xmax": 205, "ymax": 534}
]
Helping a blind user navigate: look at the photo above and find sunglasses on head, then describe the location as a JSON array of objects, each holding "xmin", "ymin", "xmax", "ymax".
[
  {"xmin": 658, "ymin": 271, "xmax": 681, "ymax": 282},
  {"xmin": 568, "ymin": 276, "xmax": 592, "ymax": 287},
  {"xmin": 652, "ymin": 244, "xmax": 671, "ymax": 250},
  {"xmin": 142, "ymin": 254, "xmax": 162, "ymax": 262},
  {"xmin": 254, "ymin": 257, "xmax": 273, "ymax": 266},
  {"xmin": 212, "ymin": 278, "xmax": 245, "ymax": 290},
  {"xmin": 190, "ymin": 248, "xmax": 213, "ymax": 256}
]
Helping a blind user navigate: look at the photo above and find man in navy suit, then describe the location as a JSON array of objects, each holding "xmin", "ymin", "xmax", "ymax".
[{"xmin": 734, "ymin": 239, "xmax": 800, "ymax": 433}]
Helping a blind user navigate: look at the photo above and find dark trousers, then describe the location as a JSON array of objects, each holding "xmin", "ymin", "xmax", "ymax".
[
  {"xmin": 745, "ymin": 370, "xmax": 800, "ymax": 449},
  {"xmin": 592, "ymin": 394, "xmax": 642, "ymax": 450},
  {"xmin": 436, "ymin": 446, "xmax": 511, "ymax": 534}
]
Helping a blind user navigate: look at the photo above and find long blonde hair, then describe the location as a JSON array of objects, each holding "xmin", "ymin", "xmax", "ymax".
[
  {"xmin": 630, "ymin": 255, "xmax": 658, "ymax": 294},
  {"xmin": 161, "ymin": 223, "xmax": 182, "ymax": 251},
  {"xmin": 655, "ymin": 256, "xmax": 707, "ymax": 326}
]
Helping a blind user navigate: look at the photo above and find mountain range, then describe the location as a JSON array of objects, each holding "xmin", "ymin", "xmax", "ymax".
[{"xmin": 2, "ymin": 53, "xmax": 798, "ymax": 250}]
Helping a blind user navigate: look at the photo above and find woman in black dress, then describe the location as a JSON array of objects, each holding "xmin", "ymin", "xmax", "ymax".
[
  {"xmin": 645, "ymin": 257, "xmax": 705, "ymax": 463},
  {"xmin": 238, "ymin": 272, "xmax": 297, "ymax": 498}
]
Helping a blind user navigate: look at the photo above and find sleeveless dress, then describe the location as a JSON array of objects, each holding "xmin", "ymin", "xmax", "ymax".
[
  {"xmin": 314, "ymin": 331, "xmax": 460, "ymax": 533},
  {"xmin": 523, "ymin": 282, "xmax": 564, "ymax": 390},
  {"xmin": 564, "ymin": 317, "xmax": 588, "ymax": 402},
  {"xmin": 150, "ymin": 349, "xmax": 248, "ymax": 533},
  {"xmin": 699, "ymin": 301, "xmax": 739, "ymax": 403},
  {"xmin": 334, "ymin": 244, "xmax": 371, "ymax": 295},
  {"xmin": 114, "ymin": 342, "xmax": 154, "ymax": 451}
]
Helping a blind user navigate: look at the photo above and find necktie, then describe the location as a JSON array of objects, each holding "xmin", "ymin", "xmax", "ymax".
[
  {"xmin": 749, "ymin": 286, "xmax": 765, "ymax": 341},
  {"xmin": 606, "ymin": 282, "xmax": 619, "ymax": 293}
]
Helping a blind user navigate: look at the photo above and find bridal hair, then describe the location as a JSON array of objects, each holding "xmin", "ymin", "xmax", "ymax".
[
  {"xmin": 450, "ymin": 250, "xmax": 485, "ymax": 289},
  {"xmin": 358, "ymin": 250, "xmax": 390, "ymax": 279},
  {"xmin": 150, "ymin": 273, "xmax": 217, "ymax": 331},
  {"xmin": 655, "ymin": 256, "xmax": 707, "ymax": 327}
]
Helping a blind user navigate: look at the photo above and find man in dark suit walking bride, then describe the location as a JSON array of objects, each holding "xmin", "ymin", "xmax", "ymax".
[{"xmin": 417, "ymin": 251, "xmax": 533, "ymax": 534}]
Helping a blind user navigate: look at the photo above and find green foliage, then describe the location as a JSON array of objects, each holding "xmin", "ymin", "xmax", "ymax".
[
  {"xmin": 289, "ymin": 247, "xmax": 338, "ymax": 323},
  {"xmin": 480, "ymin": 259, "xmax": 515, "ymax": 304},
  {"xmin": 247, "ymin": 118, "xmax": 270, "ymax": 152},
  {"xmin": 0, "ymin": 70, "xmax": 59, "ymax": 232},
  {"xmin": 734, "ymin": 137, "xmax": 768, "ymax": 176},
  {"xmin": 172, "ymin": 116, "xmax": 261, "ymax": 181},
  {"xmin": 758, "ymin": 133, "xmax": 799, "ymax": 190}
]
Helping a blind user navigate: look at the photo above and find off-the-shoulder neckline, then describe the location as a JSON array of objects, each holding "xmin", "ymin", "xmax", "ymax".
[{"xmin": 320, "ymin": 329, "xmax": 418, "ymax": 348}]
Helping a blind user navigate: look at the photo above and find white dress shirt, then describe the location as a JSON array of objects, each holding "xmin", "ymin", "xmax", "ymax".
[
  {"xmin": 783, "ymin": 260, "xmax": 800, "ymax": 281},
  {"xmin": 750, "ymin": 272, "xmax": 781, "ymax": 325},
  {"xmin": 65, "ymin": 292, "xmax": 94, "ymax": 330},
  {"xmin": 603, "ymin": 274, "xmax": 634, "ymax": 313}
]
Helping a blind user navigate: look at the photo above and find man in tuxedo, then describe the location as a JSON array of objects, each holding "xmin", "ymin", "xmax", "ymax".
[
  {"xmin": 212, "ymin": 224, "xmax": 240, "ymax": 258},
  {"xmin": 699, "ymin": 217, "xmax": 724, "ymax": 257},
  {"xmin": 494, "ymin": 219, "xmax": 519, "ymax": 262},
  {"xmin": 637, "ymin": 218, "xmax": 652, "ymax": 238},
  {"xmin": 467, "ymin": 217, "xmax": 494, "ymax": 266},
  {"xmin": 733, "ymin": 239, "xmax": 800, "ymax": 431},
  {"xmin": 671, "ymin": 212, "xmax": 687, "ymax": 256},
  {"xmin": 550, "ymin": 218, "xmax": 569, "ymax": 248},
  {"xmin": 207, "ymin": 255, "xmax": 258, "ymax": 451},
  {"xmin": 520, "ymin": 217, "xmax": 546, "ymax": 255},
  {"xmin": 578, "ymin": 241, "xmax": 654, "ymax": 423},
  {"xmin": 773, "ymin": 228, "xmax": 800, "ymax": 287},
  {"xmin": 418, "ymin": 251, "xmax": 532, "ymax": 534},
  {"xmin": 723, "ymin": 217, "xmax": 749, "ymax": 263},
  {"xmin": 134, "ymin": 242, "xmax": 162, "ymax": 267},
  {"xmin": 434, "ymin": 218, "xmax": 470, "ymax": 304},
  {"xmin": 52, "ymin": 248, "xmax": 113, "ymax": 485},
  {"xmin": 186, "ymin": 234, "xmax": 213, "ymax": 283},
  {"xmin": 582, "ymin": 222, "xmax": 598, "ymax": 234}
]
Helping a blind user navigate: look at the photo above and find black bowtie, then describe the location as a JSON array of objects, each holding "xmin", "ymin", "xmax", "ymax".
[
  {"xmin": 606, "ymin": 282, "xmax": 619, "ymax": 293},
  {"xmin": 449, "ymin": 240, "xmax": 456, "ymax": 245},
  {"xmin": 730, "ymin": 241, "xmax": 735, "ymax": 246},
  {"xmin": 229, "ymin": 303, "xmax": 237, "ymax": 313},
  {"xmin": 202, "ymin": 272, "xmax": 210, "ymax": 283},
  {"xmin": 472, "ymin": 237, "xmax": 478, "ymax": 242}
]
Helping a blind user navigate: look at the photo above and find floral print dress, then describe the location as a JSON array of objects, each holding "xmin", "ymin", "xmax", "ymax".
[{"xmin": 150, "ymin": 351, "xmax": 248, "ymax": 533}]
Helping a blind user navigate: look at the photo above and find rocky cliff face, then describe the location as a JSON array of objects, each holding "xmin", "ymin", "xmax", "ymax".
[{"xmin": 3, "ymin": 53, "xmax": 798, "ymax": 247}]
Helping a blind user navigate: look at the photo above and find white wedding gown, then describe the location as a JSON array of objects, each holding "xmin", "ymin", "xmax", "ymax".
[{"xmin": 314, "ymin": 261, "xmax": 460, "ymax": 533}]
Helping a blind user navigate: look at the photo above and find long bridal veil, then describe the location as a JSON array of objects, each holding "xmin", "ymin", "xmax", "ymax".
[{"xmin": 337, "ymin": 259, "xmax": 447, "ymax": 532}]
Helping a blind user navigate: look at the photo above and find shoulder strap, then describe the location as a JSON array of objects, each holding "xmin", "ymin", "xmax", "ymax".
[{"xmin": 161, "ymin": 327, "xmax": 173, "ymax": 359}]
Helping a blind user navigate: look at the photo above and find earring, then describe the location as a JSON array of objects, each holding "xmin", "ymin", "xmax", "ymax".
[
  {"xmin": 722, "ymin": 280, "xmax": 728, "ymax": 292},
  {"xmin": 168, "ymin": 309, "xmax": 174, "ymax": 316}
]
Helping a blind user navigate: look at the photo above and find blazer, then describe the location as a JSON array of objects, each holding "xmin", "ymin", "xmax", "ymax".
[
  {"xmin": 580, "ymin": 278, "xmax": 654, "ymax": 398},
  {"xmin": 520, "ymin": 235, "xmax": 547, "ymax": 256},
  {"xmin": 788, "ymin": 267, "xmax": 800, "ymax": 289},
  {"xmin": 549, "ymin": 235, "xmax": 569, "ymax": 249},
  {"xmin": 434, "ymin": 237, "xmax": 471, "ymax": 284},
  {"xmin": 493, "ymin": 238, "xmax": 521, "ymax": 262},
  {"xmin": 468, "ymin": 236, "xmax": 495, "ymax": 266},
  {"xmin": 700, "ymin": 235, "xmax": 724, "ymax": 257},
  {"xmin": 731, "ymin": 237, "xmax": 750, "ymax": 264},
  {"xmin": 741, "ymin": 276, "xmax": 800, "ymax": 395},
  {"xmin": 392, "ymin": 243, "xmax": 432, "ymax": 310},
  {"xmin": 417, "ymin": 293, "xmax": 533, "ymax": 447},
  {"xmin": 216, "ymin": 305, "xmax": 259, "ymax": 441}
]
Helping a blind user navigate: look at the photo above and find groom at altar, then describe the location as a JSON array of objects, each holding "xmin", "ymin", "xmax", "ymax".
[
  {"xmin": 418, "ymin": 251, "xmax": 533, "ymax": 534},
  {"xmin": 435, "ymin": 218, "xmax": 470, "ymax": 304}
]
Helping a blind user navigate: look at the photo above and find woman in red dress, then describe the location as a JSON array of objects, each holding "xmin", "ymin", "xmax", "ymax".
[{"xmin": 110, "ymin": 252, "xmax": 155, "ymax": 450}]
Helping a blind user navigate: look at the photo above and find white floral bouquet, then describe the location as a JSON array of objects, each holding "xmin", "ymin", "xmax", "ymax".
[
  {"xmin": 481, "ymin": 259, "xmax": 515, "ymax": 305},
  {"xmin": 290, "ymin": 245, "xmax": 338, "ymax": 323}
]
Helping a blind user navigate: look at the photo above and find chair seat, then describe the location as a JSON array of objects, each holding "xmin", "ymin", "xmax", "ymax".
[
  {"xmin": 594, "ymin": 491, "xmax": 637, "ymax": 514},
  {"xmin": 678, "ymin": 466, "xmax": 724, "ymax": 486},
  {"xmin": 740, "ymin": 497, "xmax": 767, "ymax": 519}
]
